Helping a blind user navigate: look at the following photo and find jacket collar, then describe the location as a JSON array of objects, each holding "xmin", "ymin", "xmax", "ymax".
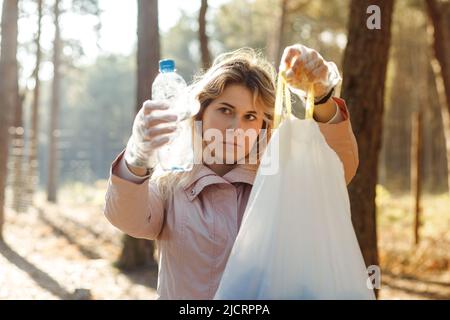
[{"xmin": 183, "ymin": 164, "xmax": 257, "ymax": 201}]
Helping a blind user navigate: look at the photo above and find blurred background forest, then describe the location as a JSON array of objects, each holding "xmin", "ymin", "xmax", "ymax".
[{"xmin": 1, "ymin": 0, "xmax": 450, "ymax": 299}]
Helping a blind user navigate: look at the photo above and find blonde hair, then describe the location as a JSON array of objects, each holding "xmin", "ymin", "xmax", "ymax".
[{"xmin": 152, "ymin": 48, "xmax": 276, "ymax": 201}]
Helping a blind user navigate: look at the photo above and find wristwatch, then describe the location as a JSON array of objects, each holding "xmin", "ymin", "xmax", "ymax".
[{"xmin": 314, "ymin": 87, "xmax": 335, "ymax": 106}]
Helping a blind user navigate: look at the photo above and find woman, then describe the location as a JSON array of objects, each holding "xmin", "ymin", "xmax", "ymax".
[{"xmin": 104, "ymin": 45, "xmax": 359, "ymax": 299}]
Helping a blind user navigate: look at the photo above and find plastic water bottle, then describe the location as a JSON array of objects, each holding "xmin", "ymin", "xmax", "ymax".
[{"xmin": 151, "ymin": 59, "xmax": 194, "ymax": 172}]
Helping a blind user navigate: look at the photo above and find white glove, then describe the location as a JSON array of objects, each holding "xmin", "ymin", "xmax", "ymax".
[
  {"xmin": 280, "ymin": 44, "xmax": 342, "ymax": 100},
  {"xmin": 124, "ymin": 100, "xmax": 178, "ymax": 169}
]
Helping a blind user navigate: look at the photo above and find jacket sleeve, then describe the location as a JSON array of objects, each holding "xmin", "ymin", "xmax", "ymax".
[
  {"xmin": 103, "ymin": 150, "xmax": 165, "ymax": 240},
  {"xmin": 317, "ymin": 97, "xmax": 359, "ymax": 185}
]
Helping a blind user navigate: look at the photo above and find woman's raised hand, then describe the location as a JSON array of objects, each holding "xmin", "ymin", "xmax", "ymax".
[
  {"xmin": 124, "ymin": 100, "xmax": 178, "ymax": 169},
  {"xmin": 280, "ymin": 44, "xmax": 341, "ymax": 99}
]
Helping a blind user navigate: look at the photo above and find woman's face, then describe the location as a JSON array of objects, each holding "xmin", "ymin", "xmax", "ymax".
[{"xmin": 201, "ymin": 84, "xmax": 265, "ymax": 164}]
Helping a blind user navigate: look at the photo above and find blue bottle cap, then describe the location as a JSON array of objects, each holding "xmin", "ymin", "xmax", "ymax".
[{"xmin": 159, "ymin": 59, "xmax": 175, "ymax": 73}]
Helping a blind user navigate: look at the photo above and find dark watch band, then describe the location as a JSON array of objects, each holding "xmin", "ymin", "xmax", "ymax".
[{"xmin": 314, "ymin": 87, "xmax": 335, "ymax": 106}]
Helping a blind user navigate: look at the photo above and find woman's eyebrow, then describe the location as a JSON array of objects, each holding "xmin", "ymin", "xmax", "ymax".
[{"xmin": 220, "ymin": 102, "xmax": 257, "ymax": 114}]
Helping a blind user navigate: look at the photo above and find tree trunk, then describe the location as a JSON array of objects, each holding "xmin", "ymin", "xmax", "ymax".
[
  {"xmin": 117, "ymin": 0, "xmax": 160, "ymax": 270},
  {"xmin": 380, "ymin": 8, "xmax": 415, "ymax": 192},
  {"xmin": 136, "ymin": 0, "xmax": 160, "ymax": 109},
  {"xmin": 267, "ymin": 0, "xmax": 289, "ymax": 65},
  {"xmin": 341, "ymin": 0, "xmax": 395, "ymax": 293},
  {"xmin": 426, "ymin": 0, "xmax": 450, "ymax": 196},
  {"xmin": 424, "ymin": 60, "xmax": 448, "ymax": 193},
  {"xmin": 410, "ymin": 111, "xmax": 423, "ymax": 245},
  {"xmin": 47, "ymin": 0, "xmax": 61, "ymax": 203},
  {"xmin": 430, "ymin": 57, "xmax": 450, "ymax": 196},
  {"xmin": 116, "ymin": 235, "xmax": 156, "ymax": 271},
  {"xmin": 26, "ymin": 0, "xmax": 43, "ymax": 206},
  {"xmin": 0, "ymin": 0, "xmax": 19, "ymax": 239},
  {"xmin": 11, "ymin": 92, "xmax": 26, "ymax": 213},
  {"xmin": 199, "ymin": 0, "xmax": 211, "ymax": 70},
  {"xmin": 275, "ymin": 0, "xmax": 289, "ymax": 65}
]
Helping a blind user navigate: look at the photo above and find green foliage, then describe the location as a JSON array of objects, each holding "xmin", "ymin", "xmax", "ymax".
[
  {"xmin": 34, "ymin": 0, "xmax": 353, "ymax": 185},
  {"xmin": 157, "ymin": 0, "xmax": 350, "ymax": 78},
  {"xmin": 38, "ymin": 54, "xmax": 135, "ymax": 184},
  {"xmin": 210, "ymin": 0, "xmax": 348, "ymax": 65},
  {"xmin": 161, "ymin": 10, "xmax": 200, "ymax": 82},
  {"xmin": 213, "ymin": 0, "xmax": 274, "ymax": 53}
]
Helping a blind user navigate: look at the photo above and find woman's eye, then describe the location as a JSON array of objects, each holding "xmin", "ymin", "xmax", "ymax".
[
  {"xmin": 245, "ymin": 114, "xmax": 257, "ymax": 121},
  {"xmin": 220, "ymin": 107, "xmax": 232, "ymax": 115}
]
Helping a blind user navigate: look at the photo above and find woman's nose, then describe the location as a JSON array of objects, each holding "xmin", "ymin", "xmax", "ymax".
[{"xmin": 227, "ymin": 116, "xmax": 243, "ymax": 130}]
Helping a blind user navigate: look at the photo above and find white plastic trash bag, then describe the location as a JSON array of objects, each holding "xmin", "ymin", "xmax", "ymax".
[{"xmin": 214, "ymin": 78, "xmax": 375, "ymax": 300}]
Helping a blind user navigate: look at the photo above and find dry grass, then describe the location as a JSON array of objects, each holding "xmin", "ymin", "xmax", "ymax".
[{"xmin": 376, "ymin": 185, "xmax": 450, "ymax": 299}]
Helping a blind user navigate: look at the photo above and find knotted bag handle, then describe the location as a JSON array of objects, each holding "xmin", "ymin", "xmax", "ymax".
[{"xmin": 274, "ymin": 72, "xmax": 315, "ymax": 129}]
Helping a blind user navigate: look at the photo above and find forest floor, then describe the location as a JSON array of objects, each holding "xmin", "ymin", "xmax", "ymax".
[
  {"xmin": 1, "ymin": 182, "xmax": 157, "ymax": 299},
  {"xmin": 377, "ymin": 186, "xmax": 450, "ymax": 299},
  {"xmin": 1, "ymin": 182, "xmax": 449, "ymax": 300}
]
